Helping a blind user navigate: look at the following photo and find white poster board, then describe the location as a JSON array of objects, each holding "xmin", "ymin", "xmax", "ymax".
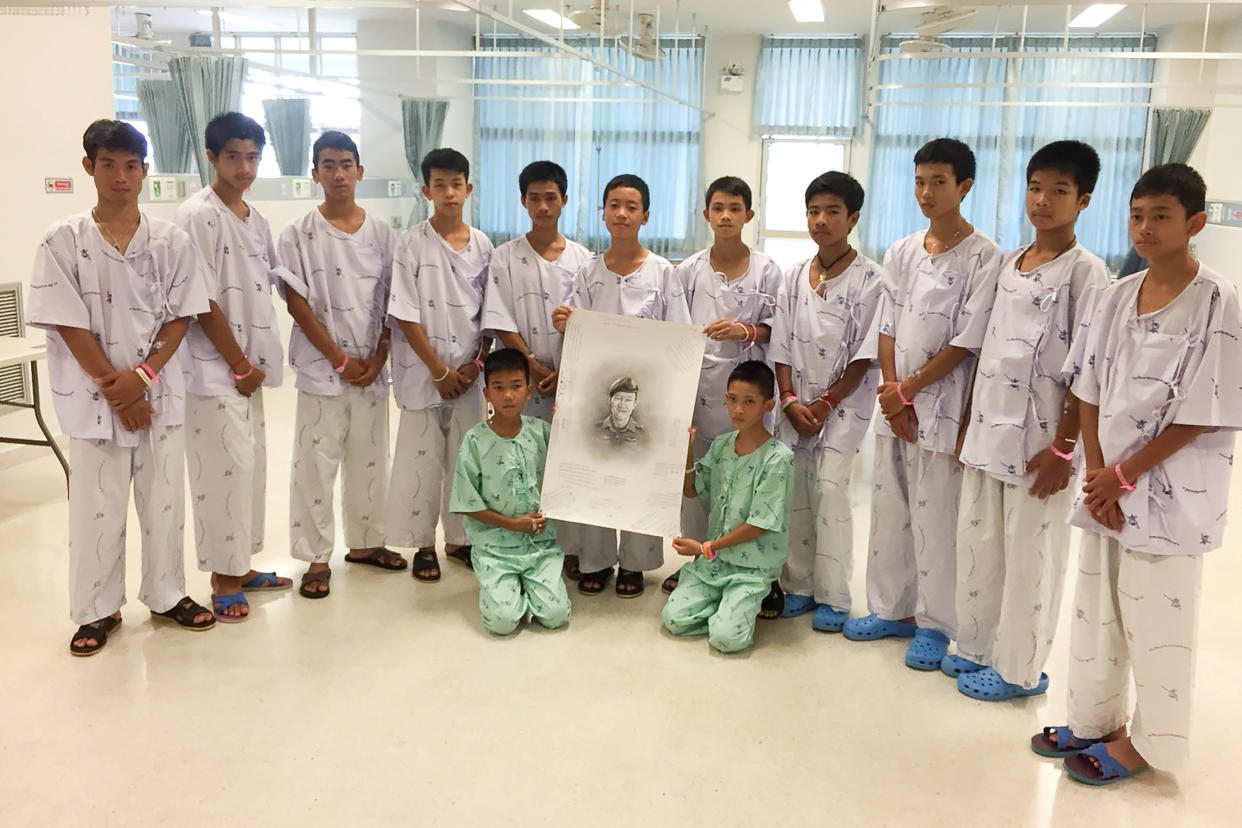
[{"xmin": 540, "ymin": 309, "xmax": 706, "ymax": 537}]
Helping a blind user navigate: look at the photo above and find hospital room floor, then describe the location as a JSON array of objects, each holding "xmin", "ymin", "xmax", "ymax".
[{"xmin": 1, "ymin": 382, "xmax": 1239, "ymax": 827}]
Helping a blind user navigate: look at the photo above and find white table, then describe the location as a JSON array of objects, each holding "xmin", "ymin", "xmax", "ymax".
[{"xmin": 0, "ymin": 335, "xmax": 68, "ymax": 489}]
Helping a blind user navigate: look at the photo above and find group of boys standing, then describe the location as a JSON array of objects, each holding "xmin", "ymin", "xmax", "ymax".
[{"xmin": 29, "ymin": 110, "xmax": 1241, "ymax": 789}]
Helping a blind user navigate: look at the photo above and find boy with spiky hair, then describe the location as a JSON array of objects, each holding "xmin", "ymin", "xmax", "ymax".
[
  {"xmin": 842, "ymin": 138, "xmax": 1001, "ymax": 673},
  {"xmin": 278, "ymin": 130, "xmax": 402, "ymax": 599},
  {"xmin": 551, "ymin": 173, "xmax": 692, "ymax": 598},
  {"xmin": 1032, "ymin": 164, "xmax": 1242, "ymax": 786},
  {"xmin": 175, "ymin": 111, "xmax": 293, "ymax": 622},
  {"xmin": 449, "ymin": 348, "xmax": 571, "ymax": 635},
  {"xmin": 772, "ymin": 171, "xmax": 886, "ymax": 630},
  {"xmin": 28, "ymin": 119, "xmax": 214, "ymax": 654},
  {"xmin": 385, "ymin": 147, "xmax": 494, "ymax": 583},
  {"xmin": 946, "ymin": 140, "xmax": 1110, "ymax": 699}
]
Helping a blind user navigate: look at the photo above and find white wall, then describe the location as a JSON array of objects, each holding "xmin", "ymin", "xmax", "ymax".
[
  {"xmin": 356, "ymin": 13, "xmax": 476, "ymax": 186},
  {"xmin": 1, "ymin": 9, "xmax": 114, "ymax": 290},
  {"xmin": 700, "ymin": 32, "xmax": 764, "ymax": 247},
  {"xmin": 1186, "ymin": 19, "xmax": 1242, "ymax": 277}
]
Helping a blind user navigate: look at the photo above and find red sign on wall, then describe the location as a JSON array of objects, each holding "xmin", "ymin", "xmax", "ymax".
[{"xmin": 45, "ymin": 178, "xmax": 74, "ymax": 193}]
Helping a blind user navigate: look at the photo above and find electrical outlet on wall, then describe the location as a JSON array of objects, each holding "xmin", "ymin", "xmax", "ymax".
[{"xmin": 387, "ymin": 180, "xmax": 402, "ymax": 197}]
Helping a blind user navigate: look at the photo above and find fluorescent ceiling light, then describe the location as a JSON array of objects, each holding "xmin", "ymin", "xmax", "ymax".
[
  {"xmin": 1069, "ymin": 4, "xmax": 1125, "ymax": 29},
  {"xmin": 523, "ymin": 9, "xmax": 581, "ymax": 30},
  {"xmin": 788, "ymin": 0, "xmax": 825, "ymax": 24}
]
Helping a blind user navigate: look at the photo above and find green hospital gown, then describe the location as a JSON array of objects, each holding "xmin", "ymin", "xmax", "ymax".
[
  {"xmin": 449, "ymin": 416, "xmax": 570, "ymax": 634},
  {"xmin": 661, "ymin": 432, "xmax": 794, "ymax": 653}
]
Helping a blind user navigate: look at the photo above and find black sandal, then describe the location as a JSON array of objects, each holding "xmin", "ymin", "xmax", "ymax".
[
  {"xmin": 759, "ymin": 581, "xmax": 784, "ymax": 620},
  {"xmin": 563, "ymin": 554, "xmax": 581, "ymax": 581},
  {"xmin": 69, "ymin": 615, "xmax": 121, "ymax": 657},
  {"xmin": 616, "ymin": 568, "xmax": 645, "ymax": 598},
  {"xmin": 344, "ymin": 547, "xmax": 408, "ymax": 571},
  {"xmin": 661, "ymin": 568, "xmax": 682, "ymax": 594},
  {"xmin": 150, "ymin": 596, "xmax": 216, "ymax": 630},
  {"xmin": 445, "ymin": 545, "xmax": 473, "ymax": 570},
  {"xmin": 299, "ymin": 568, "xmax": 332, "ymax": 599},
  {"xmin": 412, "ymin": 548, "xmax": 441, "ymax": 582},
  {"xmin": 577, "ymin": 567, "xmax": 614, "ymax": 595}
]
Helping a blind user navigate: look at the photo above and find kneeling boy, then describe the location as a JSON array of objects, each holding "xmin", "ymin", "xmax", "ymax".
[
  {"xmin": 661, "ymin": 361, "xmax": 794, "ymax": 653},
  {"xmin": 449, "ymin": 348, "xmax": 571, "ymax": 634}
]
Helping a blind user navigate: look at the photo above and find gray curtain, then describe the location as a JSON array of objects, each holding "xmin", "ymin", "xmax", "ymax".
[
  {"xmin": 402, "ymin": 98, "xmax": 449, "ymax": 225},
  {"xmin": 1121, "ymin": 107, "xmax": 1213, "ymax": 275},
  {"xmin": 1148, "ymin": 108, "xmax": 1212, "ymax": 166},
  {"xmin": 135, "ymin": 79, "xmax": 193, "ymax": 174},
  {"xmin": 168, "ymin": 55, "xmax": 248, "ymax": 185},
  {"xmin": 262, "ymin": 98, "xmax": 311, "ymax": 176}
]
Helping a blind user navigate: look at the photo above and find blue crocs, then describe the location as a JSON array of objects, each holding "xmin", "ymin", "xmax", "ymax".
[
  {"xmin": 842, "ymin": 613, "xmax": 917, "ymax": 641},
  {"xmin": 940, "ymin": 653, "xmax": 985, "ymax": 678},
  {"xmin": 1063, "ymin": 742, "xmax": 1148, "ymax": 786},
  {"xmin": 904, "ymin": 628, "xmax": 949, "ymax": 670},
  {"xmin": 782, "ymin": 593, "xmax": 816, "ymax": 618},
  {"xmin": 958, "ymin": 667, "xmax": 1049, "ymax": 700},
  {"xmin": 810, "ymin": 604, "xmax": 848, "ymax": 633}
]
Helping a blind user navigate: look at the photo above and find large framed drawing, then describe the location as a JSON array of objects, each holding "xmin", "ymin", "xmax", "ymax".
[{"xmin": 540, "ymin": 309, "xmax": 706, "ymax": 537}]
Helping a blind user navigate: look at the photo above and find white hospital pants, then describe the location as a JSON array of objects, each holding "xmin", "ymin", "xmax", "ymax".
[
  {"xmin": 780, "ymin": 446, "xmax": 855, "ymax": 612},
  {"xmin": 577, "ymin": 527, "xmax": 664, "ymax": 573},
  {"xmin": 1067, "ymin": 533, "xmax": 1202, "ymax": 773},
  {"xmin": 68, "ymin": 427, "xmax": 186, "ymax": 624},
  {"xmin": 864, "ymin": 435, "xmax": 962, "ymax": 637},
  {"xmin": 289, "ymin": 389, "xmax": 389, "ymax": 564},
  {"xmin": 185, "ymin": 391, "xmax": 266, "ymax": 576},
  {"xmin": 385, "ymin": 405, "xmax": 477, "ymax": 550},
  {"xmin": 954, "ymin": 467, "xmax": 1072, "ymax": 688}
]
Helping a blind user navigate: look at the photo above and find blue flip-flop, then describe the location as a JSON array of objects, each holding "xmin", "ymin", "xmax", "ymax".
[
  {"xmin": 1063, "ymin": 742, "xmax": 1149, "ymax": 786},
  {"xmin": 810, "ymin": 603, "xmax": 848, "ymax": 632},
  {"xmin": 941, "ymin": 653, "xmax": 986, "ymax": 678},
  {"xmin": 240, "ymin": 571, "xmax": 293, "ymax": 591},
  {"xmin": 904, "ymin": 628, "xmax": 949, "ymax": 670},
  {"xmin": 211, "ymin": 591, "xmax": 249, "ymax": 623},
  {"xmin": 842, "ymin": 613, "xmax": 917, "ymax": 641},
  {"xmin": 782, "ymin": 593, "xmax": 816, "ymax": 618},
  {"xmin": 958, "ymin": 667, "xmax": 1048, "ymax": 700},
  {"xmin": 1030, "ymin": 725, "xmax": 1102, "ymax": 758}
]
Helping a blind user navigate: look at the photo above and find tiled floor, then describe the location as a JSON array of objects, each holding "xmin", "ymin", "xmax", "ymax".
[{"xmin": 1, "ymin": 382, "xmax": 1239, "ymax": 827}]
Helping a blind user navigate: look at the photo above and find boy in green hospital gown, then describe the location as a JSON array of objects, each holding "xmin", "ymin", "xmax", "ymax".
[
  {"xmin": 449, "ymin": 348, "xmax": 571, "ymax": 634},
  {"xmin": 662, "ymin": 360, "xmax": 794, "ymax": 653}
]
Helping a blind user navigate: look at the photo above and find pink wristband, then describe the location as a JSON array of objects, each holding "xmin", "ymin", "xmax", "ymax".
[
  {"xmin": 701, "ymin": 540, "xmax": 716, "ymax": 562},
  {"xmin": 138, "ymin": 362, "xmax": 159, "ymax": 384},
  {"xmin": 1114, "ymin": 463, "xmax": 1136, "ymax": 492},
  {"xmin": 473, "ymin": 357, "xmax": 486, "ymax": 371},
  {"xmin": 897, "ymin": 382, "xmax": 913, "ymax": 407},
  {"xmin": 233, "ymin": 363, "xmax": 254, "ymax": 381},
  {"xmin": 1050, "ymin": 444, "xmax": 1073, "ymax": 461},
  {"xmin": 334, "ymin": 355, "xmax": 349, "ymax": 374}
]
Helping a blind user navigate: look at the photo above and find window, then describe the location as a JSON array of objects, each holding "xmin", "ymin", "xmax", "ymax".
[
  {"xmin": 474, "ymin": 36, "xmax": 704, "ymax": 259},
  {"xmin": 759, "ymin": 138, "xmax": 849, "ymax": 271},
  {"xmin": 754, "ymin": 37, "xmax": 864, "ymax": 138},
  {"xmin": 863, "ymin": 33, "xmax": 1154, "ymax": 269}
]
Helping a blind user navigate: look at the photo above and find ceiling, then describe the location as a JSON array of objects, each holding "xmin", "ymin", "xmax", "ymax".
[{"xmin": 114, "ymin": 1, "xmax": 1242, "ymax": 39}]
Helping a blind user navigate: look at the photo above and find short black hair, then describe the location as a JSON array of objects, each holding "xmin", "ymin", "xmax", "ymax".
[
  {"xmin": 312, "ymin": 130, "xmax": 359, "ymax": 167},
  {"xmin": 421, "ymin": 147, "xmax": 470, "ymax": 184},
  {"xmin": 205, "ymin": 111, "xmax": 266, "ymax": 155},
  {"xmin": 519, "ymin": 160, "xmax": 568, "ymax": 198},
  {"xmin": 1026, "ymin": 140, "xmax": 1101, "ymax": 196},
  {"xmin": 83, "ymin": 119, "xmax": 147, "ymax": 163},
  {"xmin": 483, "ymin": 348, "xmax": 528, "ymax": 383},
  {"xmin": 805, "ymin": 171, "xmax": 865, "ymax": 215},
  {"xmin": 727, "ymin": 360, "xmax": 776, "ymax": 400},
  {"xmin": 1131, "ymin": 163, "xmax": 1206, "ymax": 217},
  {"xmin": 705, "ymin": 176, "xmax": 752, "ymax": 211},
  {"xmin": 914, "ymin": 137, "xmax": 976, "ymax": 184},
  {"xmin": 603, "ymin": 174, "xmax": 650, "ymax": 212}
]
